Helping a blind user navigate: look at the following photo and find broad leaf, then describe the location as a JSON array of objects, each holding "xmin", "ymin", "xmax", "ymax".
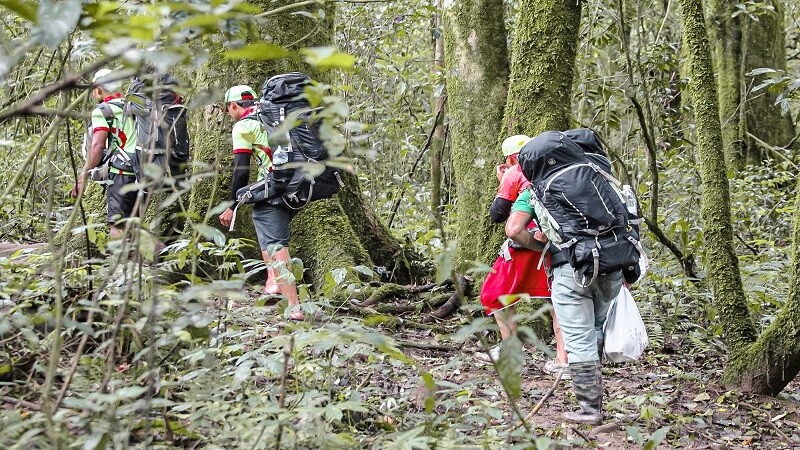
[{"xmin": 224, "ymin": 43, "xmax": 290, "ymax": 60}]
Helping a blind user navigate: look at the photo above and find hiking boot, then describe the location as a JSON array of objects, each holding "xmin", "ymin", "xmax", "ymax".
[
  {"xmin": 563, "ymin": 361, "xmax": 603, "ymax": 425},
  {"xmin": 543, "ymin": 360, "xmax": 571, "ymax": 380},
  {"xmin": 475, "ymin": 345, "xmax": 501, "ymax": 363}
]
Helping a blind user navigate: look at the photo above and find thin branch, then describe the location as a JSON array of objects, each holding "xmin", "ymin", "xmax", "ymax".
[
  {"xmin": 644, "ymin": 217, "xmax": 699, "ymax": 280},
  {"xmin": 521, "ymin": 369, "xmax": 563, "ymax": 425},
  {"xmin": 0, "ymin": 53, "xmax": 124, "ymax": 124},
  {"xmin": 387, "ymin": 94, "xmax": 447, "ymax": 228},
  {"xmin": 747, "ymin": 132, "xmax": 800, "ymax": 171}
]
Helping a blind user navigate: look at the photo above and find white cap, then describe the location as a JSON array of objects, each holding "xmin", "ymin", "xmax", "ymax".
[{"xmin": 91, "ymin": 68, "xmax": 123, "ymax": 93}]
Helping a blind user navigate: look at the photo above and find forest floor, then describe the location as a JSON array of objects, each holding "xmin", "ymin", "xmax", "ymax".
[{"xmin": 245, "ymin": 285, "xmax": 800, "ymax": 449}]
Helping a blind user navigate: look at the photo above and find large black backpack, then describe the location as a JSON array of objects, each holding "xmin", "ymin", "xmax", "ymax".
[
  {"xmin": 253, "ymin": 72, "xmax": 343, "ymax": 209},
  {"xmin": 519, "ymin": 129, "xmax": 643, "ymax": 286},
  {"xmin": 129, "ymin": 74, "xmax": 190, "ymax": 186}
]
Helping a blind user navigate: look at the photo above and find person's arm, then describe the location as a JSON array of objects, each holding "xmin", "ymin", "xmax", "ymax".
[
  {"xmin": 230, "ymin": 153, "xmax": 251, "ymax": 201},
  {"xmin": 505, "ymin": 210, "xmax": 545, "ymax": 251},
  {"xmin": 489, "ymin": 197, "xmax": 513, "ymax": 223},
  {"xmin": 220, "ymin": 122, "xmax": 253, "ymax": 228},
  {"xmin": 72, "ymin": 128, "xmax": 108, "ymax": 197}
]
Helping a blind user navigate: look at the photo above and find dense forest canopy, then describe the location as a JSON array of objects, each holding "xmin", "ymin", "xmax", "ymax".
[{"xmin": 0, "ymin": 0, "xmax": 798, "ymax": 447}]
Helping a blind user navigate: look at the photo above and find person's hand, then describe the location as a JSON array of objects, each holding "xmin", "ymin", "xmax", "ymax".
[
  {"xmin": 533, "ymin": 230, "xmax": 548, "ymax": 243},
  {"xmin": 219, "ymin": 207, "xmax": 234, "ymax": 228},
  {"xmin": 70, "ymin": 179, "xmax": 84, "ymax": 198},
  {"xmin": 496, "ymin": 163, "xmax": 510, "ymax": 181}
]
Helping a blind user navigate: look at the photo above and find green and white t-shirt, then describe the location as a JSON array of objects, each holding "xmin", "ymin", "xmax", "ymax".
[
  {"xmin": 91, "ymin": 94, "xmax": 137, "ymax": 175},
  {"xmin": 231, "ymin": 107, "xmax": 271, "ymax": 180}
]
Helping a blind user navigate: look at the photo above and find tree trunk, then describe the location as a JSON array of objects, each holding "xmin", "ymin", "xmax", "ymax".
[
  {"xmin": 501, "ymin": 0, "xmax": 582, "ymax": 134},
  {"xmin": 707, "ymin": 0, "xmax": 795, "ymax": 170},
  {"xmin": 185, "ymin": 2, "xmax": 374, "ymax": 288},
  {"xmin": 679, "ymin": 0, "xmax": 757, "ymax": 354},
  {"xmin": 722, "ymin": 173, "xmax": 800, "ymax": 394},
  {"xmin": 444, "ymin": 0, "xmax": 510, "ymax": 272},
  {"xmin": 430, "ymin": 2, "xmax": 446, "ymax": 221}
]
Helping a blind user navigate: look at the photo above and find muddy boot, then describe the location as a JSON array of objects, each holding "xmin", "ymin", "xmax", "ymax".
[
  {"xmin": 563, "ymin": 361, "xmax": 603, "ymax": 425},
  {"xmin": 597, "ymin": 339, "xmax": 604, "ymax": 362}
]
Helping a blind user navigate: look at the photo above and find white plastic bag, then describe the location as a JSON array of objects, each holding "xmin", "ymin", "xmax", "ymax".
[{"xmin": 603, "ymin": 286, "xmax": 648, "ymax": 362}]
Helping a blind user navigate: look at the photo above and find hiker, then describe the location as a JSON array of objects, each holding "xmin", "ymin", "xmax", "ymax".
[
  {"xmin": 478, "ymin": 135, "xmax": 570, "ymax": 379},
  {"xmin": 518, "ymin": 129, "xmax": 630, "ymax": 425},
  {"xmin": 72, "ymin": 69, "xmax": 140, "ymax": 239},
  {"xmin": 217, "ymin": 85, "xmax": 304, "ymax": 321}
]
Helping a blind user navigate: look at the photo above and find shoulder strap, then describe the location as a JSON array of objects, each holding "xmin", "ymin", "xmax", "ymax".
[{"xmin": 96, "ymin": 102, "xmax": 116, "ymax": 159}]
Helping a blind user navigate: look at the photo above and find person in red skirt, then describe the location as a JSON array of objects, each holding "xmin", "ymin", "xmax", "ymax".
[{"xmin": 477, "ymin": 135, "xmax": 570, "ymax": 378}]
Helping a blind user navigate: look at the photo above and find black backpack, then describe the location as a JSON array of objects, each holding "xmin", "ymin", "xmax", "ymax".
[
  {"xmin": 519, "ymin": 129, "xmax": 644, "ymax": 286},
  {"xmin": 248, "ymin": 72, "xmax": 343, "ymax": 209},
  {"xmin": 129, "ymin": 74, "xmax": 190, "ymax": 185}
]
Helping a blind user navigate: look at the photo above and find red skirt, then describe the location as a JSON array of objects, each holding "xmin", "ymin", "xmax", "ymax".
[{"xmin": 480, "ymin": 247, "xmax": 551, "ymax": 315}]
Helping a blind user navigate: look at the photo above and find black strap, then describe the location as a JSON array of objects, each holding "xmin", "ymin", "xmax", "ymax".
[{"xmin": 96, "ymin": 102, "xmax": 115, "ymax": 164}]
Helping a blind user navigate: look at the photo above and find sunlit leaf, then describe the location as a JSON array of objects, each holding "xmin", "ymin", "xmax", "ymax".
[
  {"xmin": 301, "ymin": 46, "xmax": 355, "ymax": 70},
  {"xmin": 0, "ymin": 0, "xmax": 37, "ymax": 21},
  {"xmin": 224, "ymin": 43, "xmax": 290, "ymax": 60}
]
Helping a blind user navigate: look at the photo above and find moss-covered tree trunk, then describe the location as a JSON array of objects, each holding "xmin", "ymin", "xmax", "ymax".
[
  {"xmin": 186, "ymin": 2, "xmax": 371, "ymax": 288},
  {"xmin": 501, "ymin": 0, "xmax": 581, "ymax": 135},
  {"xmin": 444, "ymin": 0, "xmax": 510, "ymax": 272},
  {"xmin": 679, "ymin": 0, "xmax": 757, "ymax": 353},
  {"xmin": 707, "ymin": 0, "xmax": 795, "ymax": 170},
  {"xmin": 723, "ymin": 173, "xmax": 800, "ymax": 393}
]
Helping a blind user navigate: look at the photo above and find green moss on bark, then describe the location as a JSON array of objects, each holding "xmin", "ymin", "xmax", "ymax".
[
  {"xmin": 680, "ymin": 0, "xmax": 757, "ymax": 353},
  {"xmin": 722, "ymin": 173, "xmax": 800, "ymax": 394},
  {"xmin": 502, "ymin": 0, "xmax": 582, "ymax": 135},
  {"xmin": 707, "ymin": 0, "xmax": 795, "ymax": 170},
  {"xmin": 444, "ymin": 0, "xmax": 510, "ymax": 273}
]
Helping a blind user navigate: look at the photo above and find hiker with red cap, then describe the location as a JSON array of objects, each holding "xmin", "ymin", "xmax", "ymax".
[
  {"xmin": 217, "ymin": 85, "xmax": 304, "ymax": 321},
  {"xmin": 477, "ymin": 134, "xmax": 570, "ymax": 379},
  {"xmin": 72, "ymin": 68, "xmax": 140, "ymax": 240}
]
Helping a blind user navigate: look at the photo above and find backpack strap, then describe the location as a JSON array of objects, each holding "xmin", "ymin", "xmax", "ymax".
[{"xmin": 96, "ymin": 102, "xmax": 116, "ymax": 163}]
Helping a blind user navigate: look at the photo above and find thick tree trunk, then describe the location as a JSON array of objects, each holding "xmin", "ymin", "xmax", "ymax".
[
  {"xmin": 444, "ymin": 0, "xmax": 510, "ymax": 272},
  {"xmin": 679, "ymin": 0, "xmax": 758, "ymax": 353},
  {"xmin": 707, "ymin": 0, "xmax": 795, "ymax": 170},
  {"xmin": 501, "ymin": 0, "xmax": 581, "ymax": 134}
]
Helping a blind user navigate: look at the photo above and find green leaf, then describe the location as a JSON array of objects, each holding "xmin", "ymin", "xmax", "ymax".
[
  {"xmin": 301, "ymin": 46, "xmax": 355, "ymax": 70},
  {"xmin": 0, "ymin": 0, "xmax": 38, "ymax": 21},
  {"xmin": 225, "ymin": 43, "xmax": 290, "ymax": 60},
  {"xmin": 496, "ymin": 336, "xmax": 523, "ymax": 398},
  {"xmin": 114, "ymin": 386, "xmax": 147, "ymax": 399},
  {"xmin": 31, "ymin": 0, "xmax": 82, "ymax": 49},
  {"xmin": 746, "ymin": 67, "xmax": 778, "ymax": 77},
  {"xmin": 195, "ymin": 224, "xmax": 226, "ymax": 246},
  {"xmin": 643, "ymin": 426, "xmax": 670, "ymax": 450}
]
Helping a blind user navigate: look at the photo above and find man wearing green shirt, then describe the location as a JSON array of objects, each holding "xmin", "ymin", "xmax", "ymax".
[
  {"xmin": 218, "ymin": 85, "xmax": 303, "ymax": 321},
  {"xmin": 72, "ymin": 68, "xmax": 139, "ymax": 239}
]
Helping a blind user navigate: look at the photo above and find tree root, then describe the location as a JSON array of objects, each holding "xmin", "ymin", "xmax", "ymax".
[
  {"xmin": 427, "ymin": 276, "xmax": 472, "ymax": 321},
  {"xmin": 357, "ymin": 283, "xmax": 409, "ymax": 307}
]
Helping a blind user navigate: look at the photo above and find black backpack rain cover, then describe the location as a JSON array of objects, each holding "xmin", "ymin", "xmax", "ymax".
[
  {"xmin": 519, "ymin": 130, "xmax": 642, "ymax": 286},
  {"xmin": 256, "ymin": 72, "xmax": 342, "ymax": 209}
]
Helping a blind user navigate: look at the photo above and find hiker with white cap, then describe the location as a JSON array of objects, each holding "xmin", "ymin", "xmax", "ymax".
[
  {"xmin": 476, "ymin": 134, "xmax": 570, "ymax": 379},
  {"xmin": 72, "ymin": 68, "xmax": 139, "ymax": 239},
  {"xmin": 217, "ymin": 85, "xmax": 304, "ymax": 321}
]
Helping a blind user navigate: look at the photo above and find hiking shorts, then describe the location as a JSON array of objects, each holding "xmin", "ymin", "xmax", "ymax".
[
  {"xmin": 106, "ymin": 172, "xmax": 139, "ymax": 225},
  {"xmin": 252, "ymin": 202, "xmax": 297, "ymax": 251}
]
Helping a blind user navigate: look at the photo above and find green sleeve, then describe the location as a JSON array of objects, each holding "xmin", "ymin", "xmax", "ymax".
[{"xmin": 510, "ymin": 188, "xmax": 535, "ymax": 216}]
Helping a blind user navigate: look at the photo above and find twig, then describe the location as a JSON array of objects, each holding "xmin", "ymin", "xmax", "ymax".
[
  {"xmin": 271, "ymin": 337, "xmax": 294, "ymax": 450},
  {"xmin": 740, "ymin": 401, "xmax": 798, "ymax": 445},
  {"xmin": 590, "ymin": 420, "xmax": 622, "ymax": 436},
  {"xmin": 747, "ymin": 132, "xmax": 800, "ymax": 170},
  {"xmin": 572, "ymin": 426, "xmax": 593, "ymax": 443},
  {"xmin": 396, "ymin": 339, "xmax": 455, "ymax": 352},
  {"xmin": 521, "ymin": 369, "xmax": 563, "ymax": 425},
  {"xmin": 3, "ymin": 395, "xmax": 41, "ymax": 411},
  {"xmin": 0, "ymin": 54, "xmax": 125, "ymax": 124},
  {"xmin": 387, "ymin": 96, "xmax": 447, "ymax": 228}
]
